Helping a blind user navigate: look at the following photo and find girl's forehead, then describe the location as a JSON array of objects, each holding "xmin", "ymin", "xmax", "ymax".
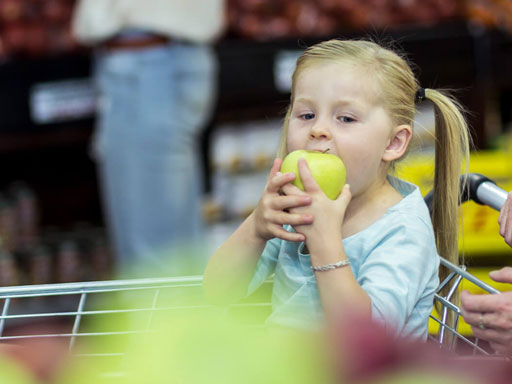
[{"xmin": 294, "ymin": 61, "xmax": 383, "ymax": 106}]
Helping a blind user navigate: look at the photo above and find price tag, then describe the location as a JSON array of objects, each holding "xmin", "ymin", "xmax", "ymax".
[{"xmin": 29, "ymin": 79, "xmax": 97, "ymax": 124}]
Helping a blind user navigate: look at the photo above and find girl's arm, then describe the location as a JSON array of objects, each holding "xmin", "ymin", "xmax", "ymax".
[
  {"xmin": 203, "ymin": 212, "xmax": 266, "ymax": 305},
  {"xmin": 283, "ymin": 159, "xmax": 371, "ymax": 320},
  {"xmin": 203, "ymin": 159, "xmax": 313, "ymax": 305},
  {"xmin": 308, "ymin": 235, "xmax": 371, "ymax": 321}
]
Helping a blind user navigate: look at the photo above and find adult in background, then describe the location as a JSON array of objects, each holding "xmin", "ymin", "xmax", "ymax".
[
  {"xmin": 461, "ymin": 192, "xmax": 512, "ymax": 355},
  {"xmin": 72, "ymin": 0, "xmax": 226, "ymax": 276}
]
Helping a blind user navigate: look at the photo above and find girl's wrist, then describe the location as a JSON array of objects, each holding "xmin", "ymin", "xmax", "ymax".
[
  {"xmin": 246, "ymin": 211, "xmax": 267, "ymax": 245},
  {"xmin": 307, "ymin": 225, "xmax": 342, "ymax": 246},
  {"xmin": 307, "ymin": 233, "xmax": 345, "ymax": 264}
]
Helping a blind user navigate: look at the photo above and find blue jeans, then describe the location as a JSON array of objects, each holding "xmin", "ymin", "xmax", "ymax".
[{"xmin": 92, "ymin": 43, "xmax": 217, "ymax": 276}]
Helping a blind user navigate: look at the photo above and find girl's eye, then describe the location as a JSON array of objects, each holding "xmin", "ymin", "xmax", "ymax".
[
  {"xmin": 300, "ymin": 113, "xmax": 315, "ymax": 120},
  {"xmin": 339, "ymin": 116, "xmax": 355, "ymax": 123}
]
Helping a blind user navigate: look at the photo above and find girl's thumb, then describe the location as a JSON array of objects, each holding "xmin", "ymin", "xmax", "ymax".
[{"xmin": 338, "ymin": 184, "xmax": 351, "ymax": 203}]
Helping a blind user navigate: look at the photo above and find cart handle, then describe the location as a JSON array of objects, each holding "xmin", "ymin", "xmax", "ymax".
[{"xmin": 424, "ymin": 173, "xmax": 508, "ymax": 214}]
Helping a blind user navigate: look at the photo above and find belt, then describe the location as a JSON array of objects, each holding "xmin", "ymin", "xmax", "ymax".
[{"xmin": 102, "ymin": 35, "xmax": 171, "ymax": 51}]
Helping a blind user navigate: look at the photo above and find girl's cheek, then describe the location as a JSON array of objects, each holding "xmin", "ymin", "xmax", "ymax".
[{"xmin": 286, "ymin": 135, "xmax": 304, "ymax": 152}]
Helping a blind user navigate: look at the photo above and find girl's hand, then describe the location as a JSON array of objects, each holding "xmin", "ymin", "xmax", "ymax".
[
  {"xmin": 252, "ymin": 158, "xmax": 313, "ymax": 242},
  {"xmin": 282, "ymin": 158, "xmax": 351, "ymax": 248}
]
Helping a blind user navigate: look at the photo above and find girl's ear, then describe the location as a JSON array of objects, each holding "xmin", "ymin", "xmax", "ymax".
[{"xmin": 382, "ymin": 125, "xmax": 412, "ymax": 162}]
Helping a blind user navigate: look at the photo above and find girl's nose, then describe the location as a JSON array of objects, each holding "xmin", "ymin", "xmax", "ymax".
[{"xmin": 309, "ymin": 121, "xmax": 332, "ymax": 140}]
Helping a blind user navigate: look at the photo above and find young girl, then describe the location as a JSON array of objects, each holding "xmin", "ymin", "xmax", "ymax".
[{"xmin": 204, "ymin": 39, "xmax": 471, "ymax": 339}]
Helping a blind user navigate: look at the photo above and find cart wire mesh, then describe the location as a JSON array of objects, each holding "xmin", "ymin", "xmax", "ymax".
[
  {"xmin": 0, "ymin": 259, "xmax": 502, "ymax": 359},
  {"xmin": 0, "ymin": 275, "xmax": 273, "ymax": 364},
  {"xmin": 428, "ymin": 257, "xmax": 500, "ymax": 356}
]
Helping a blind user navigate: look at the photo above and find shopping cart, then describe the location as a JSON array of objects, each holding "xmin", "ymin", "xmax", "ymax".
[
  {"xmin": 0, "ymin": 271, "xmax": 275, "ymax": 378},
  {"xmin": 0, "ymin": 173, "xmax": 508, "ymax": 372},
  {"xmin": 427, "ymin": 173, "xmax": 509, "ymax": 356}
]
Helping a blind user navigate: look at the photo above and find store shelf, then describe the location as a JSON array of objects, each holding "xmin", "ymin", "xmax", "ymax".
[
  {"xmin": 0, "ymin": 124, "xmax": 92, "ymax": 153},
  {"xmin": 0, "ymin": 22, "xmax": 511, "ymax": 228},
  {"xmin": 0, "ymin": 53, "xmax": 92, "ymax": 134},
  {"xmin": 214, "ymin": 22, "xmax": 512, "ymax": 149}
]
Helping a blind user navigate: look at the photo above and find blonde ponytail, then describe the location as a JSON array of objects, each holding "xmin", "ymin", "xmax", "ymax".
[{"xmin": 426, "ymin": 89, "xmax": 471, "ymax": 324}]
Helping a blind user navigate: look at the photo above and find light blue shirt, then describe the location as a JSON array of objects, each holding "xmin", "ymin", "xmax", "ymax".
[{"xmin": 248, "ymin": 177, "xmax": 440, "ymax": 339}]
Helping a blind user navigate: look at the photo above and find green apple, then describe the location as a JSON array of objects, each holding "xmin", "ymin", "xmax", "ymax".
[{"xmin": 280, "ymin": 150, "xmax": 346, "ymax": 200}]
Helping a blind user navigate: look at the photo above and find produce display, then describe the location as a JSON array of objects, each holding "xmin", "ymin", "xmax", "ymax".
[
  {"xmin": 467, "ymin": 0, "xmax": 512, "ymax": 32},
  {"xmin": 227, "ymin": 0, "xmax": 465, "ymax": 40},
  {"xmin": 0, "ymin": 181, "xmax": 112, "ymax": 286},
  {"xmin": 0, "ymin": 0, "xmax": 510, "ymax": 57},
  {"xmin": 0, "ymin": 0, "xmax": 78, "ymax": 58}
]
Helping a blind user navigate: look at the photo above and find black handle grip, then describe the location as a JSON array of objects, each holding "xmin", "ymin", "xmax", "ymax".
[{"xmin": 423, "ymin": 173, "xmax": 496, "ymax": 215}]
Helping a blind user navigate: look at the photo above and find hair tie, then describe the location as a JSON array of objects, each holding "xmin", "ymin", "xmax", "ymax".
[{"xmin": 415, "ymin": 87, "xmax": 426, "ymax": 103}]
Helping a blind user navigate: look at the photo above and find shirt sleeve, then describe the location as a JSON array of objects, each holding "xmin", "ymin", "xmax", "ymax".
[
  {"xmin": 357, "ymin": 217, "xmax": 440, "ymax": 334},
  {"xmin": 246, "ymin": 237, "xmax": 281, "ymax": 296}
]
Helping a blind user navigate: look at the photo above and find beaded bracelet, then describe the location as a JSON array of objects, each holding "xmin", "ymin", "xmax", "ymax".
[{"xmin": 311, "ymin": 260, "xmax": 350, "ymax": 272}]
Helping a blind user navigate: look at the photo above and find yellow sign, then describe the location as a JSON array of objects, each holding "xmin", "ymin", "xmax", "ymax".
[{"xmin": 397, "ymin": 150, "xmax": 512, "ymax": 256}]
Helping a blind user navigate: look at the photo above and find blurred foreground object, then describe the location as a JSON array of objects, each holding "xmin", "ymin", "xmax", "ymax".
[{"xmin": 0, "ymin": 272, "xmax": 511, "ymax": 383}]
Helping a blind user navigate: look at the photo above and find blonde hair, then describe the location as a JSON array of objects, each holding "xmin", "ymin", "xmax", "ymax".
[{"xmin": 279, "ymin": 39, "xmax": 471, "ymax": 310}]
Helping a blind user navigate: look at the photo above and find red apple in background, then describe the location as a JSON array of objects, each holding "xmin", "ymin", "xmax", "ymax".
[
  {"xmin": 24, "ymin": 23, "xmax": 48, "ymax": 56},
  {"xmin": 0, "ymin": 36, "xmax": 7, "ymax": 59},
  {"xmin": 3, "ymin": 23, "xmax": 27, "ymax": 54},
  {"xmin": 42, "ymin": 0, "xmax": 71, "ymax": 24},
  {"xmin": 0, "ymin": 0, "xmax": 24, "ymax": 23}
]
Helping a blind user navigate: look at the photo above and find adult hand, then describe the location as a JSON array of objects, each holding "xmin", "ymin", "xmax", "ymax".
[
  {"xmin": 460, "ymin": 267, "xmax": 512, "ymax": 356},
  {"xmin": 499, "ymin": 192, "xmax": 512, "ymax": 247}
]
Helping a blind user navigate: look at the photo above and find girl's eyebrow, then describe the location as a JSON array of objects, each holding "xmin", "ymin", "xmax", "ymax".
[
  {"xmin": 333, "ymin": 99, "xmax": 362, "ymax": 108},
  {"xmin": 294, "ymin": 97, "xmax": 314, "ymax": 105},
  {"xmin": 294, "ymin": 97, "xmax": 366, "ymax": 110}
]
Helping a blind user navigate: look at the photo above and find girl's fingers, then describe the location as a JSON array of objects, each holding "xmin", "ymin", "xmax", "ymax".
[
  {"xmin": 268, "ymin": 172, "xmax": 296, "ymax": 194},
  {"xmin": 297, "ymin": 158, "xmax": 320, "ymax": 192},
  {"xmin": 271, "ymin": 211, "xmax": 313, "ymax": 226},
  {"xmin": 335, "ymin": 184, "xmax": 352, "ymax": 207},
  {"xmin": 281, "ymin": 182, "xmax": 307, "ymax": 196},
  {"xmin": 269, "ymin": 158, "xmax": 282, "ymax": 178},
  {"xmin": 272, "ymin": 195, "xmax": 311, "ymax": 211},
  {"xmin": 272, "ymin": 226, "xmax": 305, "ymax": 242},
  {"xmin": 265, "ymin": 159, "xmax": 285, "ymax": 192}
]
